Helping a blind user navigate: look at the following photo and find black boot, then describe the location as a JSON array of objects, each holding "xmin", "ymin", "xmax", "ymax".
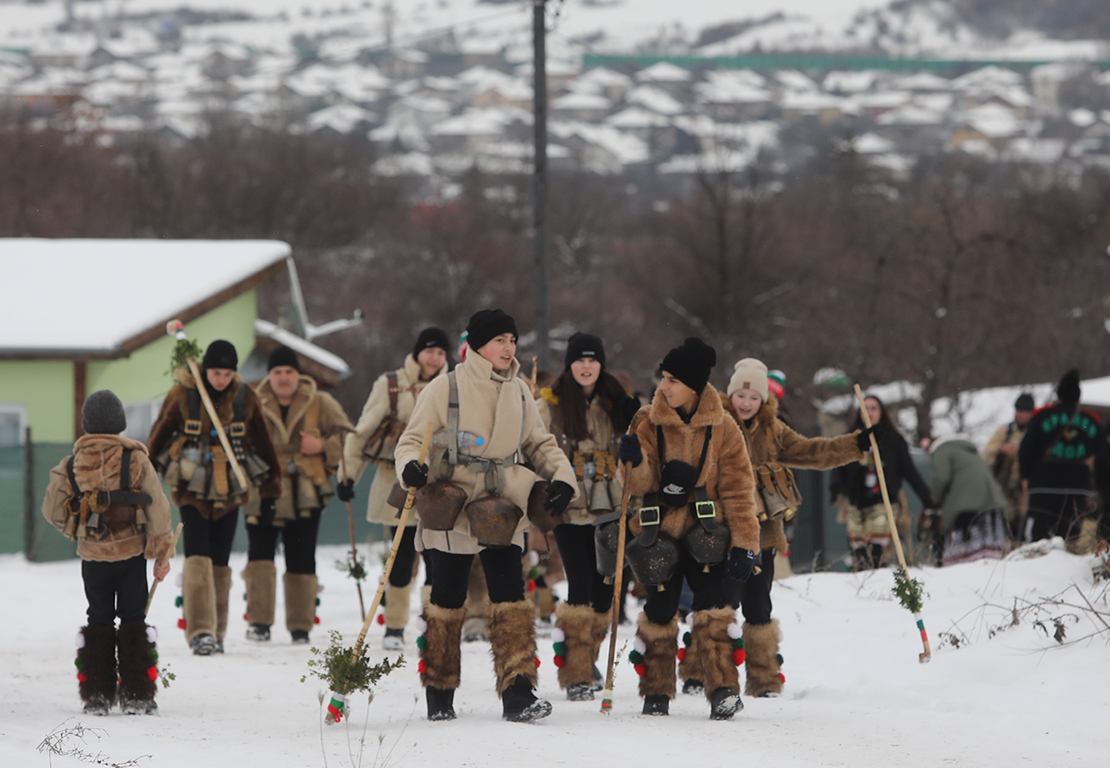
[
  {"xmin": 869, "ymin": 542, "xmax": 886, "ymax": 569},
  {"xmin": 642, "ymin": 694, "xmax": 669, "ymax": 716},
  {"xmin": 682, "ymin": 678, "xmax": 704, "ymax": 695},
  {"xmin": 426, "ymin": 687, "xmax": 457, "ymax": 721},
  {"xmin": 502, "ymin": 675, "xmax": 552, "ymax": 722},
  {"xmin": 709, "ymin": 687, "xmax": 743, "ymax": 720}
]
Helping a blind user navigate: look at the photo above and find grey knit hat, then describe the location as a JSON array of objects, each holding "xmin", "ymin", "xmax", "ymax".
[{"xmin": 82, "ymin": 390, "xmax": 127, "ymax": 435}]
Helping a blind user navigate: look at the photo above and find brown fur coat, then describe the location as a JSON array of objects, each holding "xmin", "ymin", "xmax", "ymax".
[
  {"xmin": 42, "ymin": 434, "xmax": 174, "ymax": 562},
  {"xmin": 624, "ymin": 384, "xmax": 760, "ymax": 552},
  {"xmin": 147, "ymin": 367, "xmax": 281, "ymax": 518}
]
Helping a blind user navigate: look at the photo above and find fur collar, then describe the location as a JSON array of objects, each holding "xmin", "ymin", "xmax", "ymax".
[
  {"xmin": 256, "ymin": 374, "xmax": 317, "ymax": 442},
  {"xmin": 74, "ymin": 433, "xmax": 149, "ymax": 455},
  {"xmin": 720, "ymin": 391, "xmax": 779, "ymax": 432},
  {"xmin": 461, "ymin": 350, "xmax": 521, "ymax": 382},
  {"xmin": 649, "ymin": 382, "xmax": 726, "ymax": 428}
]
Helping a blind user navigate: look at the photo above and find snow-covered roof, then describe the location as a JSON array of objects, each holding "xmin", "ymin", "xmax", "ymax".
[
  {"xmin": 625, "ymin": 84, "xmax": 684, "ymax": 115},
  {"xmin": 0, "ymin": 239, "xmax": 289, "ymax": 357},
  {"xmin": 637, "ymin": 61, "xmax": 691, "ymax": 83},
  {"xmin": 551, "ymin": 91, "xmax": 611, "ymax": 111},
  {"xmin": 307, "ymin": 103, "xmax": 377, "ymax": 133},
  {"xmin": 824, "ymin": 70, "xmax": 879, "ymax": 94},
  {"xmin": 577, "ymin": 66, "xmax": 633, "ymax": 89},
  {"xmin": 953, "ymin": 65, "xmax": 1023, "ymax": 91},
  {"xmin": 254, "ymin": 319, "xmax": 349, "ymax": 377}
]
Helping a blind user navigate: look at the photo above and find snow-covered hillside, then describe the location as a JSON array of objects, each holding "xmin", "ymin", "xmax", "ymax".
[{"xmin": 1, "ymin": 541, "xmax": 1107, "ymax": 767}]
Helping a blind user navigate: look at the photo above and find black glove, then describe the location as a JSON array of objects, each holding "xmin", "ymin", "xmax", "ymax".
[
  {"xmin": 618, "ymin": 395, "xmax": 641, "ymax": 425},
  {"xmin": 659, "ymin": 459, "xmax": 699, "ymax": 508},
  {"xmin": 336, "ymin": 480, "xmax": 355, "ymax": 502},
  {"xmin": 856, "ymin": 424, "xmax": 881, "ymax": 452},
  {"xmin": 619, "ymin": 434, "xmax": 642, "ymax": 467},
  {"xmin": 543, "ymin": 480, "xmax": 575, "ymax": 516},
  {"xmin": 401, "ymin": 460, "xmax": 429, "ymax": 490},
  {"xmin": 727, "ymin": 547, "xmax": 757, "ymax": 583}
]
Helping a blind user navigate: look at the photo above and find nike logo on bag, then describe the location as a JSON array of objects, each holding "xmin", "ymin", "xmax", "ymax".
[{"xmin": 663, "ymin": 483, "xmax": 684, "ymax": 494}]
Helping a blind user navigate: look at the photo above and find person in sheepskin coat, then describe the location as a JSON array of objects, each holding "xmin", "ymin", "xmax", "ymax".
[
  {"xmin": 341, "ymin": 328, "xmax": 450, "ymax": 650},
  {"xmin": 42, "ymin": 390, "xmax": 174, "ymax": 716},
  {"xmin": 619, "ymin": 338, "xmax": 760, "ymax": 720},
  {"xmin": 683, "ymin": 358, "xmax": 866, "ymax": 700},
  {"xmin": 147, "ymin": 340, "xmax": 281, "ymax": 656},
  {"xmin": 394, "ymin": 309, "xmax": 578, "ymax": 723},
  {"xmin": 245, "ymin": 346, "xmax": 353, "ymax": 646}
]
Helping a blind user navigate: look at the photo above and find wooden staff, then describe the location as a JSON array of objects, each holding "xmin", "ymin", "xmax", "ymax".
[
  {"xmin": 166, "ymin": 320, "xmax": 249, "ymax": 492},
  {"xmin": 145, "ymin": 523, "xmax": 184, "ymax": 614},
  {"xmin": 853, "ymin": 385, "xmax": 932, "ymax": 663},
  {"xmin": 600, "ymin": 462, "xmax": 633, "ymax": 713},
  {"xmin": 530, "ymin": 355, "xmax": 540, "ymax": 399},
  {"xmin": 338, "ymin": 452, "xmax": 366, "ymax": 621}
]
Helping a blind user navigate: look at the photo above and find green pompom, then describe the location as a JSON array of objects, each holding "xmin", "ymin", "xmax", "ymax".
[
  {"xmin": 683, "ymin": 632, "xmax": 691, "ymax": 646},
  {"xmin": 315, "ymin": 597, "xmax": 321, "ymax": 607},
  {"xmin": 416, "ymin": 635, "xmax": 426, "ymax": 650},
  {"xmin": 149, "ymin": 649, "xmax": 159, "ymax": 663},
  {"xmin": 733, "ymin": 638, "xmax": 744, "ymax": 650},
  {"xmin": 776, "ymin": 653, "xmax": 784, "ymax": 665},
  {"xmin": 552, "ymin": 641, "xmax": 566, "ymax": 656},
  {"xmin": 175, "ymin": 595, "xmax": 184, "ymax": 608},
  {"xmin": 74, "ymin": 658, "xmax": 84, "ymax": 671},
  {"xmin": 628, "ymin": 649, "xmax": 644, "ymax": 664}
]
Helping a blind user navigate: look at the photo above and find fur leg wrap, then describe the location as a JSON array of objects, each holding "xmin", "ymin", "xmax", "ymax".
[
  {"xmin": 242, "ymin": 561, "xmax": 276, "ymax": 627},
  {"xmin": 117, "ymin": 621, "xmax": 157, "ymax": 706},
  {"xmin": 690, "ymin": 608, "xmax": 740, "ymax": 700},
  {"xmin": 384, "ymin": 583, "xmax": 414, "ymax": 630},
  {"xmin": 182, "ymin": 556, "xmax": 216, "ymax": 644},
  {"xmin": 590, "ymin": 609, "xmax": 610, "ymax": 665},
  {"xmin": 213, "ymin": 565, "xmax": 232, "ymax": 642},
  {"xmin": 636, "ymin": 612, "xmax": 679, "ymax": 699},
  {"xmin": 419, "ymin": 603, "xmax": 466, "ymax": 690},
  {"xmin": 678, "ymin": 621, "xmax": 703, "ymax": 685},
  {"xmin": 77, "ymin": 625, "xmax": 117, "ymax": 707},
  {"xmin": 743, "ymin": 620, "xmax": 783, "ymax": 697},
  {"xmin": 554, "ymin": 603, "xmax": 596, "ymax": 689},
  {"xmin": 488, "ymin": 600, "xmax": 539, "ymax": 696},
  {"xmin": 284, "ymin": 573, "xmax": 318, "ymax": 634}
]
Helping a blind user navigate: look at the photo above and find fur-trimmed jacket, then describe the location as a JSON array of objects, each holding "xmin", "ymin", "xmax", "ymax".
[
  {"xmin": 394, "ymin": 352, "xmax": 578, "ymax": 554},
  {"xmin": 256, "ymin": 373, "xmax": 353, "ymax": 521},
  {"xmin": 343, "ymin": 354, "xmax": 447, "ymax": 525},
  {"xmin": 722, "ymin": 392, "xmax": 864, "ymax": 549},
  {"xmin": 43, "ymin": 435, "xmax": 174, "ymax": 562},
  {"xmin": 624, "ymin": 384, "xmax": 760, "ymax": 553},
  {"xmin": 147, "ymin": 368, "xmax": 281, "ymax": 519}
]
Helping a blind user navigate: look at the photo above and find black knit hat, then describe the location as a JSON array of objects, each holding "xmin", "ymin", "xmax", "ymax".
[
  {"xmin": 202, "ymin": 339, "xmax": 238, "ymax": 371},
  {"xmin": 1057, "ymin": 369, "xmax": 1081, "ymax": 404},
  {"xmin": 466, "ymin": 309, "xmax": 517, "ymax": 353},
  {"xmin": 267, "ymin": 345, "xmax": 300, "ymax": 372},
  {"xmin": 82, "ymin": 390, "xmax": 127, "ymax": 435},
  {"xmin": 413, "ymin": 327, "xmax": 451, "ymax": 360},
  {"xmin": 1014, "ymin": 393, "xmax": 1035, "ymax": 412},
  {"xmin": 660, "ymin": 338, "xmax": 717, "ymax": 394},
  {"xmin": 564, "ymin": 332, "xmax": 605, "ymax": 370}
]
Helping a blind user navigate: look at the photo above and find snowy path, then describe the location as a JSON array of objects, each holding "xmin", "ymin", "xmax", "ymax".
[{"xmin": 2, "ymin": 543, "xmax": 1107, "ymax": 767}]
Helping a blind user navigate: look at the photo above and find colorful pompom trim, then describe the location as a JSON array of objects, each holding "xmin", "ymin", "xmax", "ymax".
[
  {"xmin": 177, "ymin": 618, "xmax": 186, "ymax": 630},
  {"xmin": 535, "ymin": 657, "xmax": 541, "ymax": 669},
  {"xmin": 314, "ymin": 616, "xmax": 321, "ymax": 625},
  {"xmin": 376, "ymin": 613, "xmax": 385, "ymax": 625},
  {"xmin": 418, "ymin": 660, "xmax": 426, "ymax": 675},
  {"xmin": 77, "ymin": 672, "xmax": 87, "ymax": 683},
  {"xmin": 146, "ymin": 666, "xmax": 159, "ymax": 681},
  {"xmin": 634, "ymin": 663, "xmax": 646, "ymax": 677},
  {"xmin": 732, "ymin": 648, "xmax": 746, "ymax": 665},
  {"xmin": 327, "ymin": 692, "xmax": 348, "ymax": 723},
  {"xmin": 778, "ymin": 672, "xmax": 786, "ymax": 684}
]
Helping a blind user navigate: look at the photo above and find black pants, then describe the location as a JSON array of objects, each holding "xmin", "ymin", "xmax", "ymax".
[
  {"xmin": 246, "ymin": 508, "xmax": 322, "ymax": 575},
  {"xmin": 553, "ymin": 523, "xmax": 614, "ymax": 613},
  {"xmin": 180, "ymin": 505, "xmax": 238, "ymax": 566},
  {"xmin": 387, "ymin": 526, "xmax": 420, "ymax": 588},
  {"xmin": 427, "ymin": 546, "xmax": 525, "ymax": 609},
  {"xmin": 643, "ymin": 550, "xmax": 734, "ymax": 626},
  {"xmin": 1025, "ymin": 491, "xmax": 1094, "ymax": 543},
  {"xmin": 83, "ymin": 555, "xmax": 149, "ymax": 627},
  {"xmin": 734, "ymin": 548, "xmax": 776, "ymax": 625}
]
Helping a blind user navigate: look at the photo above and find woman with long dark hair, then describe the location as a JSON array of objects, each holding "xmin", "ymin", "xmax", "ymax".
[{"xmin": 536, "ymin": 333, "xmax": 639, "ymax": 701}]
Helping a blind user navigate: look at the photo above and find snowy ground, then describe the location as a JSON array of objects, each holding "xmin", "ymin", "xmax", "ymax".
[{"xmin": 2, "ymin": 541, "xmax": 1108, "ymax": 768}]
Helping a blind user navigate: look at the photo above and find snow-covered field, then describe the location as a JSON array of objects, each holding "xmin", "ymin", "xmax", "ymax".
[{"xmin": 2, "ymin": 541, "xmax": 1108, "ymax": 767}]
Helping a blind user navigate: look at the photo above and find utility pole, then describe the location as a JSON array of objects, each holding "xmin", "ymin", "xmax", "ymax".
[{"xmin": 532, "ymin": 0, "xmax": 550, "ymax": 370}]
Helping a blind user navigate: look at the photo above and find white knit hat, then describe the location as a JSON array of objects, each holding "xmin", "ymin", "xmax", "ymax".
[{"xmin": 728, "ymin": 358, "xmax": 768, "ymax": 400}]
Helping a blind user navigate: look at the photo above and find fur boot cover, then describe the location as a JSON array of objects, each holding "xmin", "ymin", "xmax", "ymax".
[
  {"xmin": 590, "ymin": 609, "xmax": 610, "ymax": 665},
  {"xmin": 418, "ymin": 604, "xmax": 467, "ymax": 690},
  {"xmin": 242, "ymin": 560, "xmax": 276, "ymax": 627},
  {"xmin": 554, "ymin": 603, "xmax": 596, "ymax": 689},
  {"xmin": 743, "ymin": 620, "xmax": 783, "ymax": 697},
  {"xmin": 678, "ymin": 622, "xmax": 703, "ymax": 686},
  {"xmin": 117, "ymin": 621, "xmax": 158, "ymax": 710},
  {"xmin": 284, "ymin": 573, "xmax": 318, "ymax": 634},
  {"xmin": 488, "ymin": 600, "xmax": 539, "ymax": 696},
  {"xmin": 76, "ymin": 625, "xmax": 117, "ymax": 708},
  {"xmin": 213, "ymin": 565, "xmax": 232, "ymax": 642},
  {"xmin": 182, "ymin": 555, "xmax": 216, "ymax": 644},
  {"xmin": 384, "ymin": 583, "xmax": 414, "ymax": 630},
  {"xmin": 690, "ymin": 608, "xmax": 741, "ymax": 700},
  {"xmin": 635, "ymin": 612, "xmax": 679, "ymax": 699}
]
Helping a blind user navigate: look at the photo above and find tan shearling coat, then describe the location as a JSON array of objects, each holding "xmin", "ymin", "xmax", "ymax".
[
  {"xmin": 256, "ymin": 373, "xmax": 353, "ymax": 520},
  {"xmin": 723, "ymin": 392, "xmax": 863, "ymax": 550},
  {"xmin": 42, "ymin": 435, "xmax": 174, "ymax": 562},
  {"xmin": 394, "ymin": 353, "xmax": 578, "ymax": 554},
  {"xmin": 147, "ymin": 368, "xmax": 281, "ymax": 519},
  {"xmin": 624, "ymin": 384, "xmax": 760, "ymax": 553},
  {"xmin": 536, "ymin": 388, "xmax": 623, "ymax": 526},
  {"xmin": 343, "ymin": 355, "xmax": 446, "ymax": 525}
]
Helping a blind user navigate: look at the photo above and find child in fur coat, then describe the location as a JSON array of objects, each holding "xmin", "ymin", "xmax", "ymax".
[{"xmin": 42, "ymin": 390, "xmax": 173, "ymax": 715}]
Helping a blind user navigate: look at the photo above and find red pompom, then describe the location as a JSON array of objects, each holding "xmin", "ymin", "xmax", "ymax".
[
  {"xmin": 553, "ymin": 655, "xmax": 565, "ymax": 668},
  {"xmin": 527, "ymin": 579, "xmax": 536, "ymax": 593},
  {"xmin": 376, "ymin": 613, "xmax": 385, "ymax": 625},
  {"xmin": 242, "ymin": 613, "xmax": 249, "ymax": 622},
  {"xmin": 77, "ymin": 672, "xmax": 87, "ymax": 683},
  {"xmin": 535, "ymin": 657, "xmax": 541, "ymax": 668},
  {"xmin": 733, "ymin": 649, "xmax": 746, "ymax": 665},
  {"xmin": 418, "ymin": 660, "xmax": 426, "ymax": 674},
  {"xmin": 677, "ymin": 648, "xmax": 686, "ymax": 662},
  {"xmin": 314, "ymin": 616, "xmax": 321, "ymax": 625},
  {"xmin": 147, "ymin": 666, "xmax": 158, "ymax": 681},
  {"xmin": 778, "ymin": 672, "xmax": 786, "ymax": 684},
  {"xmin": 177, "ymin": 618, "xmax": 186, "ymax": 630},
  {"xmin": 634, "ymin": 663, "xmax": 646, "ymax": 677}
]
